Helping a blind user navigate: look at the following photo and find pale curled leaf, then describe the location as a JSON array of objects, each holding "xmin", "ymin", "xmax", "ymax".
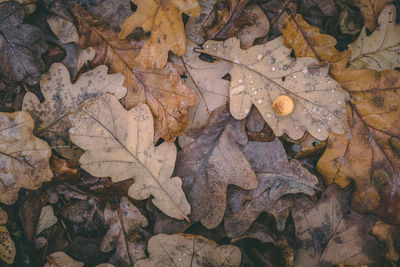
[
  {"xmin": 135, "ymin": 233, "xmax": 241, "ymax": 267},
  {"xmin": 201, "ymin": 36, "xmax": 349, "ymax": 140},
  {"xmin": 0, "ymin": 112, "xmax": 53, "ymax": 205},
  {"xmin": 22, "ymin": 63, "xmax": 126, "ymax": 160},
  {"xmin": 35, "ymin": 205, "xmax": 57, "ymax": 236},
  {"xmin": 0, "ymin": 226, "xmax": 15, "ymax": 264},
  {"xmin": 349, "ymin": 4, "xmax": 400, "ymax": 71},
  {"xmin": 44, "ymin": 252, "xmax": 83, "ymax": 267},
  {"xmin": 69, "ymin": 94, "xmax": 190, "ymax": 220}
]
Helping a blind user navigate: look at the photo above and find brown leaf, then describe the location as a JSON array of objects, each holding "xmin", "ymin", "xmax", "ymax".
[
  {"xmin": 0, "ymin": 207, "xmax": 7, "ymax": 225},
  {"xmin": 72, "ymin": 5, "xmax": 199, "ymax": 142},
  {"xmin": 85, "ymin": 0, "xmax": 133, "ymax": 29},
  {"xmin": 0, "ymin": 226, "xmax": 16, "ymax": 264},
  {"xmin": 343, "ymin": 0, "xmax": 393, "ymax": 31},
  {"xmin": 135, "ymin": 233, "xmax": 241, "ymax": 267},
  {"xmin": 44, "ymin": 252, "xmax": 84, "ymax": 267},
  {"xmin": 0, "ymin": 112, "xmax": 53, "ymax": 205},
  {"xmin": 101, "ymin": 197, "xmax": 149, "ymax": 266},
  {"xmin": 69, "ymin": 94, "xmax": 191, "ymax": 220},
  {"xmin": 292, "ymin": 184, "xmax": 384, "ymax": 266},
  {"xmin": 119, "ymin": 0, "xmax": 200, "ymax": 69},
  {"xmin": 175, "ymin": 105, "xmax": 258, "ymax": 229},
  {"xmin": 372, "ymin": 221, "xmax": 400, "ymax": 262}
]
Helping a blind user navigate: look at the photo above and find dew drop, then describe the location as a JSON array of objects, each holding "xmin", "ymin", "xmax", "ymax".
[
  {"xmin": 303, "ymin": 69, "xmax": 308, "ymax": 73},
  {"xmin": 238, "ymin": 79, "xmax": 242, "ymax": 83},
  {"xmin": 205, "ymin": 45, "xmax": 209, "ymax": 48},
  {"xmin": 244, "ymin": 108, "xmax": 249, "ymax": 113},
  {"xmin": 293, "ymin": 75, "xmax": 297, "ymax": 78},
  {"xmin": 338, "ymin": 101, "xmax": 341, "ymax": 104},
  {"xmin": 317, "ymin": 128, "xmax": 321, "ymax": 132},
  {"xmin": 331, "ymin": 90, "xmax": 334, "ymax": 93},
  {"xmin": 213, "ymin": 47, "xmax": 217, "ymax": 51},
  {"xmin": 254, "ymin": 91, "xmax": 258, "ymax": 95},
  {"xmin": 250, "ymin": 80, "xmax": 253, "ymax": 84},
  {"xmin": 271, "ymin": 67, "xmax": 276, "ymax": 71},
  {"xmin": 283, "ymin": 65, "xmax": 288, "ymax": 70},
  {"xmin": 258, "ymin": 99, "xmax": 263, "ymax": 104},
  {"xmin": 266, "ymin": 113, "xmax": 272, "ymax": 118},
  {"xmin": 328, "ymin": 117, "xmax": 331, "ymax": 120},
  {"xmin": 257, "ymin": 54, "xmax": 263, "ymax": 60}
]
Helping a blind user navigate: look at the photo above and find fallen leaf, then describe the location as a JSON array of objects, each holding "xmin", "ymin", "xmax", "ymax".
[
  {"xmin": 199, "ymin": 36, "xmax": 349, "ymax": 140},
  {"xmin": 69, "ymin": 94, "xmax": 191, "ymax": 220},
  {"xmin": 284, "ymin": 133, "xmax": 327, "ymax": 158},
  {"xmin": 61, "ymin": 200, "xmax": 93, "ymax": 224},
  {"xmin": 0, "ymin": 2, "xmax": 47, "ymax": 85},
  {"xmin": 22, "ymin": 62, "xmax": 126, "ymax": 160},
  {"xmin": 224, "ymin": 139, "xmax": 320, "ymax": 237},
  {"xmin": 372, "ymin": 221, "xmax": 400, "ymax": 262},
  {"xmin": 343, "ymin": 0, "xmax": 393, "ymax": 31},
  {"xmin": 50, "ymin": 154, "xmax": 79, "ymax": 181},
  {"xmin": 0, "ymin": 226, "xmax": 16, "ymax": 264},
  {"xmin": 298, "ymin": 0, "xmax": 338, "ymax": 30},
  {"xmin": 36, "ymin": 205, "xmax": 58, "ymax": 236},
  {"xmin": 348, "ymin": 4, "xmax": 400, "ymax": 71},
  {"xmin": 44, "ymin": 252, "xmax": 84, "ymax": 267},
  {"xmin": 135, "ymin": 233, "xmax": 242, "ymax": 267},
  {"xmin": 0, "ymin": 112, "xmax": 53, "ymax": 205},
  {"xmin": 175, "ymin": 105, "xmax": 258, "ymax": 229},
  {"xmin": 72, "ymin": 5, "xmax": 199, "ymax": 142},
  {"xmin": 337, "ymin": 0, "xmax": 363, "ymax": 35},
  {"xmin": 292, "ymin": 184, "xmax": 384, "ymax": 266},
  {"xmin": 0, "ymin": 208, "xmax": 6, "ymax": 225},
  {"xmin": 119, "ymin": 0, "xmax": 200, "ymax": 69},
  {"xmin": 101, "ymin": 197, "xmax": 149, "ymax": 266},
  {"xmin": 85, "ymin": 0, "xmax": 133, "ymax": 29}
]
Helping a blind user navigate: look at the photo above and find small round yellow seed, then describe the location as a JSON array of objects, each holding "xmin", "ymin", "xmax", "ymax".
[{"xmin": 272, "ymin": 95, "xmax": 294, "ymax": 116}]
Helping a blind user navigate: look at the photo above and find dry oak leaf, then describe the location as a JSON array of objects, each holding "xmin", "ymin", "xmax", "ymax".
[
  {"xmin": 72, "ymin": 5, "xmax": 199, "ymax": 142},
  {"xmin": 175, "ymin": 105, "xmax": 258, "ymax": 229},
  {"xmin": 69, "ymin": 94, "xmax": 191, "ymax": 221},
  {"xmin": 348, "ymin": 4, "xmax": 400, "ymax": 71},
  {"xmin": 343, "ymin": 0, "xmax": 393, "ymax": 31},
  {"xmin": 135, "ymin": 233, "xmax": 241, "ymax": 267},
  {"xmin": 101, "ymin": 197, "xmax": 149, "ymax": 266},
  {"xmin": 199, "ymin": 36, "xmax": 349, "ymax": 140},
  {"xmin": 22, "ymin": 63, "xmax": 126, "ymax": 160},
  {"xmin": 0, "ymin": 112, "xmax": 53, "ymax": 205},
  {"xmin": 292, "ymin": 184, "xmax": 384, "ymax": 267},
  {"xmin": 119, "ymin": 0, "xmax": 200, "ymax": 69},
  {"xmin": 35, "ymin": 205, "xmax": 57, "ymax": 236}
]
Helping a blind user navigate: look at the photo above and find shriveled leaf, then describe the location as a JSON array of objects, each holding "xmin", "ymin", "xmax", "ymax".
[
  {"xmin": 69, "ymin": 94, "xmax": 191, "ymax": 220},
  {"xmin": 101, "ymin": 197, "xmax": 149, "ymax": 266},
  {"xmin": 343, "ymin": 0, "xmax": 393, "ymax": 31},
  {"xmin": 135, "ymin": 233, "xmax": 241, "ymax": 267},
  {"xmin": 119, "ymin": 0, "xmax": 200, "ymax": 69},
  {"xmin": 0, "ymin": 2, "xmax": 47, "ymax": 85},
  {"xmin": 292, "ymin": 184, "xmax": 384, "ymax": 266},
  {"xmin": 348, "ymin": 4, "xmax": 400, "ymax": 71},
  {"xmin": 0, "ymin": 226, "xmax": 15, "ymax": 264},
  {"xmin": 0, "ymin": 112, "xmax": 53, "ymax": 205},
  {"xmin": 72, "ymin": 5, "xmax": 199, "ymax": 142},
  {"xmin": 176, "ymin": 105, "xmax": 258, "ymax": 229},
  {"xmin": 185, "ymin": 0, "xmax": 218, "ymax": 44},
  {"xmin": 224, "ymin": 139, "xmax": 320, "ymax": 237},
  {"xmin": 44, "ymin": 252, "xmax": 84, "ymax": 267},
  {"xmin": 22, "ymin": 63, "xmax": 126, "ymax": 160},
  {"xmin": 36, "ymin": 205, "xmax": 58, "ymax": 236},
  {"xmin": 200, "ymin": 36, "xmax": 349, "ymax": 140}
]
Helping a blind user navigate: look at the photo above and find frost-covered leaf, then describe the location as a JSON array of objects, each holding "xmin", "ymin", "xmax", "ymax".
[
  {"xmin": 69, "ymin": 94, "xmax": 191, "ymax": 220},
  {"xmin": 0, "ymin": 112, "xmax": 53, "ymax": 205},
  {"xmin": 22, "ymin": 63, "xmax": 126, "ymax": 160},
  {"xmin": 135, "ymin": 233, "xmax": 241, "ymax": 267},
  {"xmin": 0, "ymin": 226, "xmax": 15, "ymax": 264},
  {"xmin": 200, "ymin": 36, "xmax": 349, "ymax": 140},
  {"xmin": 348, "ymin": 4, "xmax": 400, "ymax": 71}
]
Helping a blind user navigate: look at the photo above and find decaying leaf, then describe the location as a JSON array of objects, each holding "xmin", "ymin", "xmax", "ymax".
[
  {"xmin": 119, "ymin": 0, "xmax": 200, "ymax": 69},
  {"xmin": 69, "ymin": 94, "xmax": 191, "ymax": 220},
  {"xmin": 348, "ymin": 4, "xmax": 400, "ymax": 71},
  {"xmin": 343, "ymin": 0, "xmax": 393, "ymax": 31},
  {"xmin": 135, "ymin": 233, "xmax": 241, "ymax": 267},
  {"xmin": 44, "ymin": 252, "xmax": 84, "ymax": 267},
  {"xmin": 0, "ymin": 226, "xmax": 15, "ymax": 264},
  {"xmin": 72, "ymin": 5, "xmax": 199, "ymax": 142},
  {"xmin": 176, "ymin": 105, "xmax": 258, "ymax": 229},
  {"xmin": 22, "ymin": 62, "xmax": 126, "ymax": 160},
  {"xmin": 61, "ymin": 200, "xmax": 93, "ymax": 224},
  {"xmin": 0, "ymin": 208, "xmax": 7, "ymax": 225},
  {"xmin": 0, "ymin": 112, "xmax": 53, "ymax": 205},
  {"xmin": 337, "ymin": 0, "xmax": 363, "ymax": 35},
  {"xmin": 224, "ymin": 139, "xmax": 320, "ymax": 237},
  {"xmin": 0, "ymin": 1, "xmax": 47, "ymax": 85},
  {"xmin": 36, "ymin": 205, "xmax": 58, "ymax": 236},
  {"xmin": 85, "ymin": 0, "xmax": 133, "ymax": 28},
  {"xmin": 199, "ymin": 36, "xmax": 349, "ymax": 140},
  {"xmin": 372, "ymin": 221, "xmax": 400, "ymax": 261},
  {"xmin": 101, "ymin": 197, "xmax": 149, "ymax": 266},
  {"xmin": 292, "ymin": 185, "xmax": 384, "ymax": 266}
]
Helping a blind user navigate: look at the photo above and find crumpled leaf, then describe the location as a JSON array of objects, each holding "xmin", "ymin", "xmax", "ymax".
[
  {"xmin": 292, "ymin": 184, "xmax": 384, "ymax": 266},
  {"xmin": 119, "ymin": 0, "xmax": 200, "ymax": 69},
  {"xmin": 175, "ymin": 105, "xmax": 258, "ymax": 229},
  {"xmin": 348, "ymin": 4, "xmax": 400, "ymax": 71},
  {"xmin": 224, "ymin": 139, "xmax": 320, "ymax": 237},
  {"xmin": 72, "ymin": 5, "xmax": 199, "ymax": 142},
  {"xmin": 69, "ymin": 94, "xmax": 191, "ymax": 220},
  {"xmin": 22, "ymin": 62, "xmax": 126, "ymax": 160},
  {"xmin": 0, "ymin": 226, "xmax": 15, "ymax": 264},
  {"xmin": 36, "ymin": 205, "xmax": 58, "ymax": 236},
  {"xmin": 44, "ymin": 252, "xmax": 84, "ymax": 267},
  {"xmin": 337, "ymin": 0, "xmax": 363, "ymax": 35},
  {"xmin": 0, "ymin": 112, "xmax": 53, "ymax": 205},
  {"xmin": 101, "ymin": 197, "xmax": 149, "ymax": 266},
  {"xmin": 343, "ymin": 0, "xmax": 393, "ymax": 31},
  {"xmin": 0, "ymin": 1, "xmax": 47, "ymax": 85},
  {"xmin": 85, "ymin": 0, "xmax": 133, "ymax": 29},
  {"xmin": 200, "ymin": 36, "xmax": 349, "ymax": 140},
  {"xmin": 135, "ymin": 233, "xmax": 241, "ymax": 267}
]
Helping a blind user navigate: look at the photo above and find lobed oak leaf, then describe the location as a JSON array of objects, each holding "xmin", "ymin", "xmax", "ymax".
[
  {"xmin": 0, "ymin": 112, "xmax": 53, "ymax": 205},
  {"xmin": 119, "ymin": 0, "xmax": 200, "ymax": 69},
  {"xmin": 72, "ymin": 5, "xmax": 199, "ymax": 142},
  {"xmin": 199, "ymin": 36, "xmax": 349, "ymax": 140},
  {"xmin": 135, "ymin": 233, "xmax": 241, "ymax": 267},
  {"xmin": 69, "ymin": 94, "xmax": 191, "ymax": 221},
  {"xmin": 22, "ymin": 62, "xmax": 126, "ymax": 160}
]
